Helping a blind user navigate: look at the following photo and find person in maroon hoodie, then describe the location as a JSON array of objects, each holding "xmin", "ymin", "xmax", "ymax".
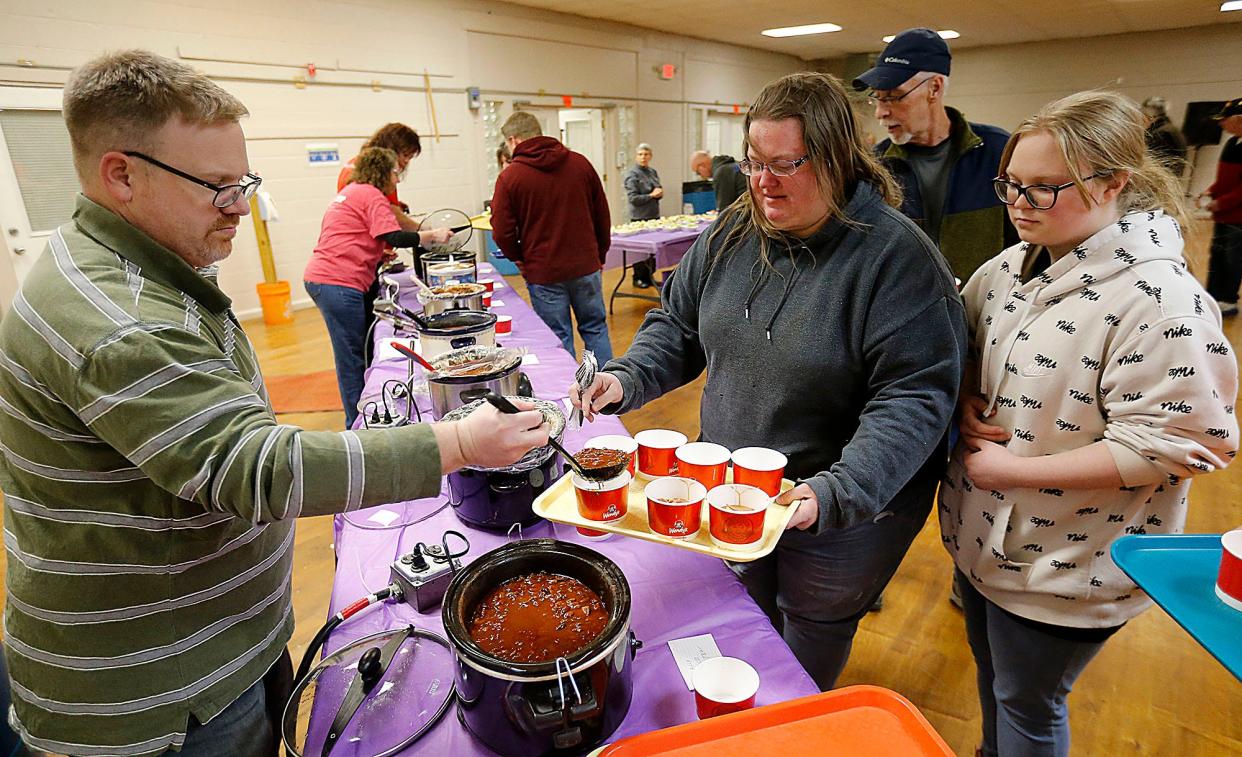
[
  {"xmin": 491, "ymin": 111, "xmax": 614, "ymax": 362},
  {"xmin": 1203, "ymin": 97, "xmax": 1242, "ymax": 315}
]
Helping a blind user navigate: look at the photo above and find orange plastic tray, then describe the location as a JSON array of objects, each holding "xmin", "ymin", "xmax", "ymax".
[
  {"xmin": 598, "ymin": 686, "xmax": 953, "ymax": 757},
  {"xmin": 531, "ymin": 469, "xmax": 796, "ymax": 562}
]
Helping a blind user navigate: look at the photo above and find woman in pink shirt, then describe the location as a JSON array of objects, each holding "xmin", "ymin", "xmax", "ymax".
[{"xmin": 305, "ymin": 147, "xmax": 450, "ymax": 427}]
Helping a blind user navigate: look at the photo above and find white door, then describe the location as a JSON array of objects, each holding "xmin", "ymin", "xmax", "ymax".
[
  {"xmin": 0, "ymin": 86, "xmax": 78, "ymax": 312},
  {"xmin": 557, "ymin": 108, "xmax": 624, "ymax": 222},
  {"xmin": 705, "ymin": 112, "xmax": 747, "ymax": 159}
]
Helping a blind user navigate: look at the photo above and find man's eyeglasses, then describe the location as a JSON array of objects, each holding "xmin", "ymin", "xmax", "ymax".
[
  {"xmin": 866, "ymin": 76, "xmax": 934, "ymax": 106},
  {"xmin": 738, "ymin": 155, "xmax": 811, "ymax": 178},
  {"xmin": 992, "ymin": 173, "xmax": 1105, "ymax": 210},
  {"xmin": 124, "ymin": 151, "xmax": 262, "ymax": 208}
]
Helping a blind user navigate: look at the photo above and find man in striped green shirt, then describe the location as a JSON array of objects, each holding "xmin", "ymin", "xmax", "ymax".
[{"xmin": 0, "ymin": 50, "xmax": 549, "ymax": 756}]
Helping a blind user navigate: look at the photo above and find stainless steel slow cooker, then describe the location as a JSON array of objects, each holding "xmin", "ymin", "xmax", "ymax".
[
  {"xmin": 442, "ymin": 540, "xmax": 640, "ymax": 756},
  {"xmin": 414, "ymin": 310, "xmax": 498, "ymax": 359},
  {"xmin": 427, "ymin": 260, "xmax": 478, "ymax": 287},
  {"xmin": 418, "ymin": 250, "xmax": 476, "ymax": 284},
  {"xmin": 418, "ymin": 282, "xmax": 486, "ymax": 316},
  {"xmin": 427, "ymin": 346, "xmax": 532, "ymax": 420},
  {"xmin": 441, "ymin": 397, "xmax": 565, "ymax": 531}
]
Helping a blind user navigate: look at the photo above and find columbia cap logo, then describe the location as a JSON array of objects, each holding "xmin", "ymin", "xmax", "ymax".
[{"xmin": 884, "ymin": 56, "xmax": 911, "ymax": 65}]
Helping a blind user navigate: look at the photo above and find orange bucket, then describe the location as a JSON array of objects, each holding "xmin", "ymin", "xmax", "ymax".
[{"xmin": 256, "ymin": 280, "xmax": 293, "ymax": 326}]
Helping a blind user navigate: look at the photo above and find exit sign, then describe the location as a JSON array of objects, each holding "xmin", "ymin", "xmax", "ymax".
[{"xmin": 659, "ymin": 63, "xmax": 676, "ymax": 80}]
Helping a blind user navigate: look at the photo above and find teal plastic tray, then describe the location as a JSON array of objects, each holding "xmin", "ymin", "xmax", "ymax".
[{"xmin": 1111, "ymin": 534, "xmax": 1241, "ymax": 679}]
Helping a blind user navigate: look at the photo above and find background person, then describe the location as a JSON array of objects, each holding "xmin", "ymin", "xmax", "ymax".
[
  {"xmin": 1141, "ymin": 95, "xmax": 1189, "ymax": 177},
  {"xmin": 690, "ymin": 148, "xmax": 747, "ymax": 210},
  {"xmin": 624, "ymin": 142, "xmax": 662, "ymax": 288},
  {"xmin": 574, "ymin": 72, "xmax": 965, "ymax": 690},
  {"xmin": 0, "ymin": 50, "xmax": 547, "ymax": 757},
  {"xmin": 854, "ymin": 27, "xmax": 1017, "ymax": 283},
  {"xmin": 1203, "ymin": 98, "xmax": 1242, "ymax": 315},
  {"xmin": 337, "ymin": 122, "xmax": 423, "ymax": 230},
  {"xmin": 943, "ymin": 90, "xmax": 1237, "ymax": 757},
  {"xmin": 305, "ymin": 147, "xmax": 452, "ymax": 428},
  {"xmin": 491, "ymin": 111, "xmax": 614, "ymax": 363}
]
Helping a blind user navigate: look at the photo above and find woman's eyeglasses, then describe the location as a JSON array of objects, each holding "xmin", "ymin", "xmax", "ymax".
[
  {"xmin": 992, "ymin": 173, "xmax": 1105, "ymax": 210},
  {"xmin": 124, "ymin": 151, "xmax": 262, "ymax": 208},
  {"xmin": 737, "ymin": 155, "xmax": 811, "ymax": 178}
]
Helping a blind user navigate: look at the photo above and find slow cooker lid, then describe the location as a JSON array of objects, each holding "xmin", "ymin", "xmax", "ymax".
[
  {"xmin": 429, "ymin": 346, "xmax": 523, "ymax": 382},
  {"xmin": 441, "ymin": 396, "xmax": 565, "ymax": 472},
  {"xmin": 281, "ymin": 626, "xmax": 456, "ymax": 757}
]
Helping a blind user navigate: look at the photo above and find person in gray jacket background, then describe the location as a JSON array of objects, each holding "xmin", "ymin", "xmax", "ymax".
[
  {"xmin": 573, "ymin": 72, "xmax": 966, "ymax": 690},
  {"xmin": 624, "ymin": 143, "xmax": 662, "ymax": 287}
]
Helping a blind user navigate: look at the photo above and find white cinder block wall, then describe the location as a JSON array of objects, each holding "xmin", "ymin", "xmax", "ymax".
[{"xmin": 0, "ymin": 0, "xmax": 800, "ymax": 317}]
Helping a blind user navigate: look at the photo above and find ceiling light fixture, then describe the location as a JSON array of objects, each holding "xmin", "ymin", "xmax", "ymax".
[
  {"xmin": 882, "ymin": 29, "xmax": 961, "ymax": 43},
  {"xmin": 761, "ymin": 23, "xmax": 843, "ymax": 38},
  {"xmin": 1222, "ymin": 1, "xmax": 1242, "ymax": 11}
]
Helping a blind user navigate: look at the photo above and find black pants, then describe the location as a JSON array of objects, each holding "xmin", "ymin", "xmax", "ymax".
[
  {"xmin": 1205, "ymin": 223, "xmax": 1242, "ymax": 303},
  {"xmin": 631, "ymin": 257, "xmax": 656, "ymax": 285}
]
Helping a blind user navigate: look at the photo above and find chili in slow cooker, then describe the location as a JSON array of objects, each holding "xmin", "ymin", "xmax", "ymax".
[{"xmin": 467, "ymin": 572, "xmax": 608, "ymax": 663}]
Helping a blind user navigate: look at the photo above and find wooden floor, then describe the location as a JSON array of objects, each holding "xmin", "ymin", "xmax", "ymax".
[{"xmin": 4, "ymin": 231, "xmax": 1240, "ymax": 755}]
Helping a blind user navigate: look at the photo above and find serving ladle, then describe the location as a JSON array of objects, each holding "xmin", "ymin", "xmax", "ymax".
[{"xmin": 482, "ymin": 392, "xmax": 628, "ymax": 482}]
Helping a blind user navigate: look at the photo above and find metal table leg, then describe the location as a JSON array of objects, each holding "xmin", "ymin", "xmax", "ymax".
[{"xmin": 609, "ymin": 249, "xmax": 661, "ymax": 314}]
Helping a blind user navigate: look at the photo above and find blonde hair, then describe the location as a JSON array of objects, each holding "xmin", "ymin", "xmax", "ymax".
[
  {"xmin": 709, "ymin": 72, "xmax": 901, "ymax": 265},
  {"xmin": 999, "ymin": 90, "xmax": 1189, "ymax": 231},
  {"xmin": 350, "ymin": 147, "xmax": 398, "ymax": 190},
  {"xmin": 62, "ymin": 50, "xmax": 248, "ymax": 179},
  {"xmin": 501, "ymin": 111, "xmax": 542, "ymax": 140}
]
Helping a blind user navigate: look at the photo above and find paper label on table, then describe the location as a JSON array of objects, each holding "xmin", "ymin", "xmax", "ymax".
[
  {"xmin": 491, "ymin": 299, "xmax": 506, "ymax": 307},
  {"xmin": 492, "ymin": 281, "xmax": 507, "ymax": 289},
  {"xmin": 521, "ymin": 354, "xmax": 540, "ymax": 366},
  {"xmin": 366, "ymin": 509, "xmax": 400, "ymax": 527},
  {"xmin": 668, "ymin": 633, "xmax": 721, "ymax": 690},
  {"xmin": 377, "ymin": 338, "xmax": 419, "ymax": 362}
]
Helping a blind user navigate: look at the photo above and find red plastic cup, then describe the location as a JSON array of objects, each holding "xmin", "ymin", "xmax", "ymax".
[
  {"xmin": 708, "ymin": 484, "xmax": 770, "ymax": 552},
  {"xmin": 634, "ymin": 429, "xmax": 687, "ymax": 477},
  {"xmin": 584, "ymin": 435, "xmax": 639, "ymax": 477},
  {"xmin": 645, "ymin": 476, "xmax": 706, "ymax": 539},
  {"xmin": 482, "ymin": 291, "xmax": 493, "ymax": 307},
  {"xmin": 692, "ymin": 656, "xmax": 759, "ymax": 719},
  {"xmin": 495, "ymin": 315, "xmax": 512, "ymax": 334},
  {"xmin": 478, "ymin": 278, "xmax": 496, "ymax": 293},
  {"xmin": 1217, "ymin": 528, "xmax": 1242, "ymax": 612},
  {"xmin": 676, "ymin": 442, "xmax": 730, "ymax": 491},
  {"xmin": 573, "ymin": 471, "xmax": 630, "ymax": 540},
  {"xmin": 730, "ymin": 447, "xmax": 787, "ymax": 497}
]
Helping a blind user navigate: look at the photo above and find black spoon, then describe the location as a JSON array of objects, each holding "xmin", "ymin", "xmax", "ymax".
[{"xmin": 481, "ymin": 392, "xmax": 596, "ymax": 480}]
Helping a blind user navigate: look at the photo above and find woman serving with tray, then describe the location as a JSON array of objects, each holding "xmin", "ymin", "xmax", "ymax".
[{"xmin": 571, "ymin": 72, "xmax": 967, "ymax": 691}]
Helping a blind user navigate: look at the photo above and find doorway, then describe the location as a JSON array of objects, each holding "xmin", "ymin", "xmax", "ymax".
[{"xmin": 0, "ymin": 86, "xmax": 77, "ymax": 312}]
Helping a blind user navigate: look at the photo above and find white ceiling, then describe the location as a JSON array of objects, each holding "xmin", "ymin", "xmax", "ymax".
[{"xmin": 499, "ymin": 0, "xmax": 1241, "ymax": 60}]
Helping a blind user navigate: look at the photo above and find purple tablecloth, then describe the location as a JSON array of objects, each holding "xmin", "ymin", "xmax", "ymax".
[
  {"xmin": 604, "ymin": 224, "xmax": 709, "ymax": 271},
  {"xmin": 311, "ymin": 263, "xmax": 816, "ymax": 754}
]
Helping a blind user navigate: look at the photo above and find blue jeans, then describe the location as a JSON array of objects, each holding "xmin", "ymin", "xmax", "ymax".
[
  {"xmin": 165, "ymin": 678, "xmax": 274, "ymax": 757},
  {"xmin": 527, "ymin": 271, "xmax": 614, "ymax": 364},
  {"xmin": 305, "ymin": 281, "xmax": 368, "ymax": 428},
  {"xmin": 956, "ymin": 570, "xmax": 1113, "ymax": 757},
  {"xmin": 729, "ymin": 481, "xmax": 933, "ymax": 689}
]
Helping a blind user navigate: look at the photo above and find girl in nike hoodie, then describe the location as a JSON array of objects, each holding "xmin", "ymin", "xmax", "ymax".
[{"xmin": 940, "ymin": 92, "xmax": 1238, "ymax": 757}]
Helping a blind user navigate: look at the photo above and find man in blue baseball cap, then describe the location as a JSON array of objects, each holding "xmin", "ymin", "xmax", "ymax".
[{"xmin": 855, "ymin": 28, "xmax": 1016, "ymax": 283}]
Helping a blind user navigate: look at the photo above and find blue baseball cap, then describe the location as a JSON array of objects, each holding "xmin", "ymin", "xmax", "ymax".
[{"xmin": 853, "ymin": 28, "xmax": 952, "ymax": 92}]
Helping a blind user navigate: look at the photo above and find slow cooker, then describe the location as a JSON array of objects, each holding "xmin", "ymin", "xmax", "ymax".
[
  {"xmin": 442, "ymin": 540, "xmax": 640, "ymax": 756},
  {"xmin": 427, "ymin": 260, "xmax": 478, "ymax": 287},
  {"xmin": 418, "ymin": 249, "xmax": 476, "ymax": 283},
  {"xmin": 427, "ymin": 346, "xmax": 532, "ymax": 420},
  {"xmin": 441, "ymin": 397, "xmax": 566, "ymax": 531},
  {"xmin": 415, "ymin": 310, "xmax": 498, "ymax": 359},
  {"xmin": 418, "ymin": 282, "xmax": 486, "ymax": 316}
]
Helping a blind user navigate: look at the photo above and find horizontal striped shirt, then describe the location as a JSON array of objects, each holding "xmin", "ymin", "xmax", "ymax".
[{"xmin": 0, "ymin": 195, "xmax": 442, "ymax": 756}]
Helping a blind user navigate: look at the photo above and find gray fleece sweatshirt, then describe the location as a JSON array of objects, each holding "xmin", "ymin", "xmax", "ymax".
[{"xmin": 603, "ymin": 181, "xmax": 967, "ymax": 531}]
